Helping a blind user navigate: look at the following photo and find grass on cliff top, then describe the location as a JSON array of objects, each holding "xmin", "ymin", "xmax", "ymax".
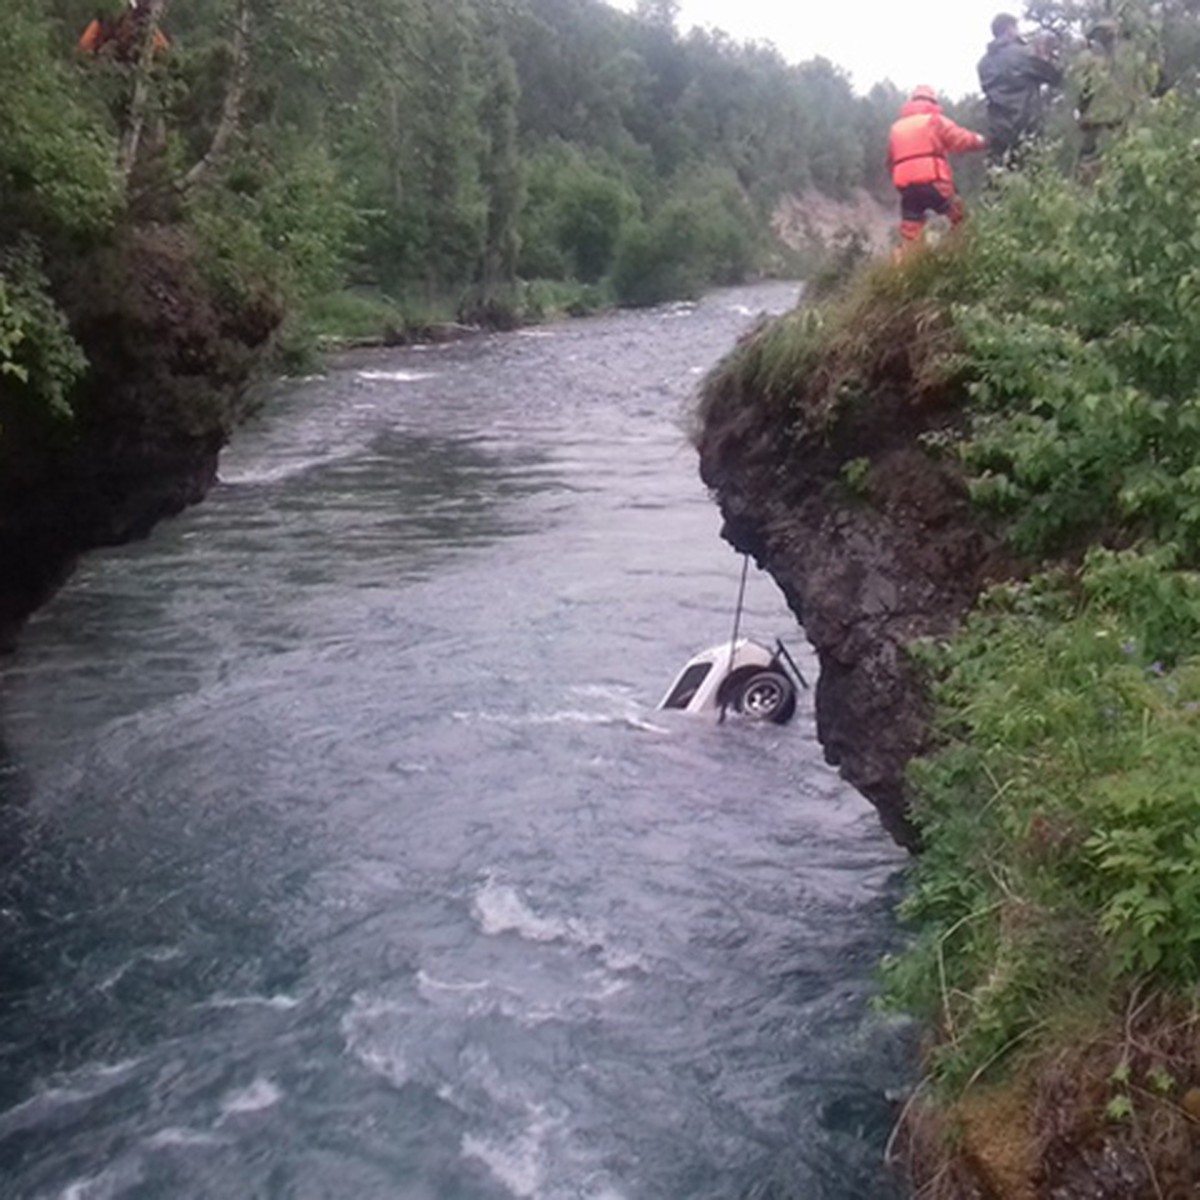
[{"xmin": 693, "ymin": 237, "xmax": 967, "ymax": 456}]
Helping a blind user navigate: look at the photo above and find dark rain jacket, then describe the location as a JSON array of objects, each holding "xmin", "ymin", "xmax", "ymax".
[{"xmin": 976, "ymin": 36, "xmax": 1063, "ymax": 152}]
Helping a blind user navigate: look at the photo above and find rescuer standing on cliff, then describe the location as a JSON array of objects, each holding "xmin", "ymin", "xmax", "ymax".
[
  {"xmin": 78, "ymin": 0, "xmax": 170, "ymax": 62},
  {"xmin": 887, "ymin": 85, "xmax": 987, "ymax": 255},
  {"xmin": 977, "ymin": 13, "xmax": 1063, "ymax": 167}
]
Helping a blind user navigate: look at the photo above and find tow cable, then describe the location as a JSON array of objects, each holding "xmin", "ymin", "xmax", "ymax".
[
  {"xmin": 718, "ymin": 554, "xmax": 752, "ymax": 725},
  {"xmin": 718, "ymin": 553, "xmax": 810, "ymax": 724}
]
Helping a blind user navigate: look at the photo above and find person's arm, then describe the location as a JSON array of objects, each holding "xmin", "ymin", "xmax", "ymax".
[
  {"xmin": 1026, "ymin": 47, "xmax": 1063, "ymax": 88},
  {"xmin": 77, "ymin": 18, "xmax": 104, "ymax": 53},
  {"xmin": 933, "ymin": 115, "xmax": 988, "ymax": 155}
]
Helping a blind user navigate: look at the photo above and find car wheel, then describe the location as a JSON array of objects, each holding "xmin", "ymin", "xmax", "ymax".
[{"xmin": 733, "ymin": 670, "xmax": 796, "ymax": 724}]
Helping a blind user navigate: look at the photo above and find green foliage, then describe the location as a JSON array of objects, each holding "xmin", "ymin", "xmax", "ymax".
[
  {"xmin": 545, "ymin": 155, "xmax": 639, "ymax": 284},
  {"xmin": 188, "ymin": 141, "xmax": 357, "ymax": 323},
  {"xmin": 840, "ymin": 456, "xmax": 871, "ymax": 495},
  {"xmin": 884, "ymin": 549, "xmax": 1200, "ymax": 1090},
  {"xmin": 946, "ymin": 101, "xmax": 1200, "ymax": 559},
  {"xmin": 0, "ymin": 0, "xmax": 121, "ymax": 241},
  {"xmin": 611, "ymin": 167, "xmax": 760, "ymax": 305},
  {"xmin": 0, "ymin": 245, "xmax": 87, "ymax": 422},
  {"xmin": 519, "ymin": 278, "xmax": 613, "ymax": 321},
  {"xmin": 301, "ymin": 290, "xmax": 409, "ymax": 343}
]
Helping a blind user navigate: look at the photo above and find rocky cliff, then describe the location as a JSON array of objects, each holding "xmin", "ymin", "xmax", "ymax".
[
  {"xmin": 694, "ymin": 305, "xmax": 1014, "ymax": 848},
  {"xmin": 0, "ymin": 223, "xmax": 279, "ymax": 650}
]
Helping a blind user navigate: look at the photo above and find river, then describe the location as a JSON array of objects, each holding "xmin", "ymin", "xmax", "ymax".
[{"xmin": 0, "ymin": 282, "xmax": 912, "ymax": 1199}]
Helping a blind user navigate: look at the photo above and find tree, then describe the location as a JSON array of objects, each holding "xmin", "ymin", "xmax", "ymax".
[
  {"xmin": 478, "ymin": 20, "xmax": 524, "ymax": 299},
  {"xmin": 636, "ymin": 0, "xmax": 680, "ymax": 30}
]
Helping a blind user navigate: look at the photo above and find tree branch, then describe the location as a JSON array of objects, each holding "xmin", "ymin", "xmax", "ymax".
[
  {"xmin": 119, "ymin": 0, "xmax": 169, "ymax": 182},
  {"xmin": 178, "ymin": 0, "xmax": 252, "ymax": 193}
]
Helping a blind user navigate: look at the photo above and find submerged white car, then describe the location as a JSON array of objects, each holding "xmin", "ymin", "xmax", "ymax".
[{"xmin": 657, "ymin": 637, "xmax": 804, "ymax": 724}]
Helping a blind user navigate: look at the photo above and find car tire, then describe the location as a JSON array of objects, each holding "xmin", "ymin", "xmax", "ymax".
[{"xmin": 732, "ymin": 670, "xmax": 796, "ymax": 724}]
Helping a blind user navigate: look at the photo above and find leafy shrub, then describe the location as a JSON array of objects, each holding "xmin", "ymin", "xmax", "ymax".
[
  {"xmin": 301, "ymin": 290, "xmax": 408, "ymax": 343},
  {"xmin": 612, "ymin": 168, "xmax": 761, "ymax": 307},
  {"xmin": 556, "ymin": 168, "xmax": 639, "ymax": 283},
  {"xmin": 611, "ymin": 214, "xmax": 705, "ymax": 307},
  {"xmin": 0, "ymin": 243, "xmax": 87, "ymax": 424},
  {"xmin": 885, "ymin": 549, "xmax": 1200, "ymax": 1090},
  {"xmin": 192, "ymin": 143, "xmax": 360, "ymax": 313},
  {"xmin": 519, "ymin": 279, "xmax": 612, "ymax": 320},
  {"xmin": 517, "ymin": 148, "xmax": 639, "ymax": 284},
  {"xmin": 0, "ymin": 0, "xmax": 120, "ymax": 241},
  {"xmin": 950, "ymin": 101, "xmax": 1200, "ymax": 560}
]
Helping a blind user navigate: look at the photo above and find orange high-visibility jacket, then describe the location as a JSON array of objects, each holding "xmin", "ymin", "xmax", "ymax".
[
  {"xmin": 78, "ymin": 15, "xmax": 169, "ymax": 58},
  {"xmin": 888, "ymin": 100, "xmax": 986, "ymax": 189}
]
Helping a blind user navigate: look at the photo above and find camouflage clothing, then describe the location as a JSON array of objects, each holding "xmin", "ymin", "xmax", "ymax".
[{"xmin": 1071, "ymin": 34, "xmax": 1155, "ymax": 166}]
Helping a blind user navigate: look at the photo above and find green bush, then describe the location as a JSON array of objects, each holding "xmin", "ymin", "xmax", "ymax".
[
  {"xmin": 0, "ymin": 244, "xmax": 87, "ymax": 423},
  {"xmin": 301, "ymin": 290, "xmax": 408, "ymax": 342},
  {"xmin": 517, "ymin": 148, "xmax": 639, "ymax": 284},
  {"xmin": 0, "ymin": 0, "xmax": 120, "ymax": 241},
  {"xmin": 611, "ymin": 215, "xmax": 704, "ymax": 307},
  {"xmin": 191, "ymin": 143, "xmax": 360, "ymax": 314},
  {"xmin": 611, "ymin": 167, "xmax": 761, "ymax": 307},
  {"xmin": 884, "ymin": 549, "xmax": 1200, "ymax": 1090},
  {"xmin": 949, "ymin": 101, "xmax": 1200, "ymax": 560}
]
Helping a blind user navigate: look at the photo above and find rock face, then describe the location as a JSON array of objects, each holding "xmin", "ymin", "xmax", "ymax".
[
  {"xmin": 0, "ymin": 223, "xmax": 279, "ymax": 650},
  {"xmin": 696, "ymin": 337, "xmax": 1014, "ymax": 847},
  {"xmin": 0, "ymin": 428, "xmax": 221, "ymax": 651}
]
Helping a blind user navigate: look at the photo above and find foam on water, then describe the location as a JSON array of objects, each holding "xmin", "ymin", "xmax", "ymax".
[
  {"xmin": 143, "ymin": 1127, "xmax": 228, "ymax": 1149},
  {"xmin": 201, "ymin": 993, "xmax": 301, "ymax": 1011},
  {"xmin": 0, "ymin": 1060, "xmax": 143, "ymax": 1138},
  {"xmin": 461, "ymin": 1126, "xmax": 546, "ymax": 1198},
  {"xmin": 60, "ymin": 1160, "xmax": 144, "ymax": 1200},
  {"xmin": 472, "ymin": 877, "xmax": 585, "ymax": 945},
  {"xmin": 217, "ymin": 452, "xmax": 355, "ymax": 486},
  {"xmin": 217, "ymin": 1077, "xmax": 283, "ymax": 1118},
  {"xmin": 470, "ymin": 876, "xmax": 646, "ymax": 975},
  {"xmin": 355, "ymin": 369, "xmax": 437, "ymax": 383}
]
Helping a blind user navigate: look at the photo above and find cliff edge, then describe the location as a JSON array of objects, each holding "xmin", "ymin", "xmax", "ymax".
[{"xmin": 695, "ymin": 290, "xmax": 1013, "ymax": 849}]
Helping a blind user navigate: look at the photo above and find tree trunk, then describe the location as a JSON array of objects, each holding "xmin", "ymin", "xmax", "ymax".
[
  {"xmin": 119, "ymin": 0, "xmax": 169, "ymax": 182},
  {"xmin": 179, "ymin": 0, "xmax": 251, "ymax": 192}
]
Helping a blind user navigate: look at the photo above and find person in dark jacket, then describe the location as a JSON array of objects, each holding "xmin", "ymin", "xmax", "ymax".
[{"xmin": 977, "ymin": 12, "xmax": 1063, "ymax": 167}]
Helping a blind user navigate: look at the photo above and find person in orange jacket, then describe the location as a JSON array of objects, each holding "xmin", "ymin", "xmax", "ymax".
[
  {"xmin": 887, "ymin": 85, "xmax": 987, "ymax": 251},
  {"xmin": 78, "ymin": 1, "xmax": 169, "ymax": 63}
]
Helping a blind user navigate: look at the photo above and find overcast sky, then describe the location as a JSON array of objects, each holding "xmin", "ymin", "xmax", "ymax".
[{"xmin": 606, "ymin": 0, "xmax": 1018, "ymax": 99}]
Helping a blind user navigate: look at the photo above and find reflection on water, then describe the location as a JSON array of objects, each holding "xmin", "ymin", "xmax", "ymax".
[{"xmin": 0, "ymin": 284, "xmax": 914, "ymax": 1199}]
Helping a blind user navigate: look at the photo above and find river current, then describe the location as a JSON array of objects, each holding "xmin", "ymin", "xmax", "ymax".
[{"xmin": 0, "ymin": 283, "xmax": 912, "ymax": 1199}]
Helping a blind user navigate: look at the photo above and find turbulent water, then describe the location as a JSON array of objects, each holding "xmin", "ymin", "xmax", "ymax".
[{"xmin": 0, "ymin": 283, "xmax": 913, "ymax": 1200}]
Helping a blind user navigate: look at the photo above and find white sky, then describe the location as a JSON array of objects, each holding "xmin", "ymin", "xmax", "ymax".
[{"xmin": 607, "ymin": 0, "xmax": 1019, "ymax": 99}]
